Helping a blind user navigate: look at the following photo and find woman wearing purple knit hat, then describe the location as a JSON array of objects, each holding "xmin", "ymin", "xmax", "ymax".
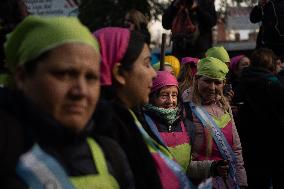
[{"xmin": 228, "ymin": 55, "xmax": 250, "ymax": 106}]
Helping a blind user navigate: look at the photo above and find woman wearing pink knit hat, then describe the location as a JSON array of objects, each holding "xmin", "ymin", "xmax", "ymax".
[{"xmin": 144, "ymin": 71, "xmax": 193, "ymax": 173}]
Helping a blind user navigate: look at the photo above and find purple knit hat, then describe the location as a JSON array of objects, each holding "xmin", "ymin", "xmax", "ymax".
[
  {"xmin": 93, "ymin": 27, "xmax": 130, "ymax": 86},
  {"xmin": 151, "ymin": 71, "xmax": 178, "ymax": 93},
  {"xmin": 230, "ymin": 55, "xmax": 245, "ymax": 72},
  {"xmin": 181, "ymin": 57, "xmax": 199, "ymax": 65}
]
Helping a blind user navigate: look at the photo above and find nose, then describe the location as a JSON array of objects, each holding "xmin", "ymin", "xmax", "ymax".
[
  {"xmin": 208, "ymin": 81, "xmax": 215, "ymax": 90},
  {"xmin": 150, "ymin": 66, "xmax": 157, "ymax": 80},
  {"xmin": 167, "ymin": 95, "xmax": 174, "ymax": 104},
  {"xmin": 70, "ymin": 77, "xmax": 88, "ymax": 98}
]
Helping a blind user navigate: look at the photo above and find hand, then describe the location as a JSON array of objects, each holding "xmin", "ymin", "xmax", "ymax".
[{"xmin": 211, "ymin": 160, "xmax": 230, "ymax": 178}]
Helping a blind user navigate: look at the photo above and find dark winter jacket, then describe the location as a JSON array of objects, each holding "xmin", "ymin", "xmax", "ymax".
[
  {"xmin": 238, "ymin": 66, "xmax": 284, "ymax": 188},
  {"xmin": 162, "ymin": 0, "xmax": 217, "ymax": 59},
  {"xmin": 250, "ymin": 0, "xmax": 284, "ymax": 56},
  {"xmin": 94, "ymin": 100, "xmax": 163, "ymax": 189},
  {"xmin": 238, "ymin": 67, "xmax": 284, "ymax": 162},
  {"xmin": 0, "ymin": 88, "xmax": 134, "ymax": 189}
]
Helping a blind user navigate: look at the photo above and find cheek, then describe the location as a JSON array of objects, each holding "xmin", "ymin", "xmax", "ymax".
[
  {"xmin": 153, "ymin": 98, "xmax": 164, "ymax": 107},
  {"xmin": 215, "ymin": 85, "xmax": 224, "ymax": 93},
  {"xmin": 27, "ymin": 78, "xmax": 66, "ymax": 115},
  {"xmin": 197, "ymin": 82, "xmax": 206, "ymax": 93},
  {"xmin": 89, "ymin": 83, "xmax": 100, "ymax": 109},
  {"xmin": 39, "ymin": 80, "xmax": 66, "ymax": 110}
]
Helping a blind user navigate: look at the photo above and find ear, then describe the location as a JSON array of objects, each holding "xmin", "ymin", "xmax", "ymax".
[
  {"xmin": 112, "ymin": 63, "xmax": 126, "ymax": 86},
  {"xmin": 14, "ymin": 66, "xmax": 28, "ymax": 90}
]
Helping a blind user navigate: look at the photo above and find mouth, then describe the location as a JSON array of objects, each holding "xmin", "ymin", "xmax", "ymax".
[{"xmin": 65, "ymin": 104, "xmax": 86, "ymax": 114}]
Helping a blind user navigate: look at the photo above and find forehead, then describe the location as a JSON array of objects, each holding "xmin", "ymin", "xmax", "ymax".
[
  {"xmin": 45, "ymin": 43, "xmax": 99, "ymax": 67},
  {"xmin": 240, "ymin": 57, "xmax": 250, "ymax": 63},
  {"xmin": 160, "ymin": 85, "xmax": 178, "ymax": 93},
  {"xmin": 133, "ymin": 44, "xmax": 150, "ymax": 63},
  {"xmin": 199, "ymin": 75, "xmax": 223, "ymax": 83}
]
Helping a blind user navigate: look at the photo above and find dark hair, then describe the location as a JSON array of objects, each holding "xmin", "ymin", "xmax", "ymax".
[
  {"xmin": 101, "ymin": 30, "xmax": 147, "ymax": 101},
  {"xmin": 0, "ymin": 0, "xmax": 28, "ymax": 26},
  {"xmin": 250, "ymin": 48, "xmax": 277, "ymax": 72},
  {"xmin": 1, "ymin": 0, "xmax": 28, "ymax": 70},
  {"xmin": 124, "ymin": 9, "xmax": 151, "ymax": 45},
  {"xmin": 120, "ymin": 30, "xmax": 147, "ymax": 71}
]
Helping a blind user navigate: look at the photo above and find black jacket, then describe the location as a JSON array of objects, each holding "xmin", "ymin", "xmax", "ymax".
[
  {"xmin": 94, "ymin": 100, "xmax": 163, "ymax": 189},
  {"xmin": 238, "ymin": 67, "xmax": 284, "ymax": 161},
  {"xmin": 162, "ymin": 0, "xmax": 217, "ymax": 59},
  {"xmin": 238, "ymin": 66, "xmax": 284, "ymax": 188},
  {"xmin": 0, "ymin": 88, "xmax": 134, "ymax": 189},
  {"xmin": 250, "ymin": 0, "xmax": 284, "ymax": 56}
]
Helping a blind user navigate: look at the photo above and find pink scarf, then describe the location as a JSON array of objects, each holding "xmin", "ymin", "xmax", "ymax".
[{"xmin": 93, "ymin": 27, "xmax": 130, "ymax": 86}]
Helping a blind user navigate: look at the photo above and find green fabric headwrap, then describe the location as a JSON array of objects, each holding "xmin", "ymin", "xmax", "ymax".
[
  {"xmin": 197, "ymin": 57, "xmax": 229, "ymax": 80},
  {"xmin": 205, "ymin": 46, "xmax": 230, "ymax": 63},
  {"xmin": 4, "ymin": 15, "xmax": 99, "ymax": 73}
]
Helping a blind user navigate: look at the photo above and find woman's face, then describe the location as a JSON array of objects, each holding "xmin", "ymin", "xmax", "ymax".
[
  {"xmin": 197, "ymin": 76, "xmax": 224, "ymax": 102},
  {"xmin": 121, "ymin": 44, "xmax": 157, "ymax": 107},
  {"xmin": 153, "ymin": 86, "xmax": 178, "ymax": 109},
  {"xmin": 17, "ymin": 43, "xmax": 100, "ymax": 131},
  {"xmin": 237, "ymin": 57, "xmax": 250, "ymax": 72}
]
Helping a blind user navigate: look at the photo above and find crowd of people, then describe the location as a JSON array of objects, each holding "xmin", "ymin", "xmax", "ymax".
[{"xmin": 1, "ymin": 0, "xmax": 284, "ymax": 189}]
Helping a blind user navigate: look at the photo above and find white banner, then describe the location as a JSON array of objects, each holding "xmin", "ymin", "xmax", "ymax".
[{"xmin": 24, "ymin": 0, "xmax": 80, "ymax": 16}]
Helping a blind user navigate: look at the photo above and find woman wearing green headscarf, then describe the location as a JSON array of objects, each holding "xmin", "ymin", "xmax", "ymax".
[
  {"xmin": 183, "ymin": 57, "xmax": 247, "ymax": 188},
  {"xmin": 0, "ymin": 16, "xmax": 134, "ymax": 189}
]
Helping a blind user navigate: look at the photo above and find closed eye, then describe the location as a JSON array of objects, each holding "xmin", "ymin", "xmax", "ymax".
[{"xmin": 51, "ymin": 69, "xmax": 78, "ymax": 80}]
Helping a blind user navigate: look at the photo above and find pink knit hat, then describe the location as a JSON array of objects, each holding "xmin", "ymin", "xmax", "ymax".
[
  {"xmin": 93, "ymin": 27, "xmax": 130, "ymax": 86},
  {"xmin": 151, "ymin": 71, "xmax": 178, "ymax": 93},
  {"xmin": 230, "ymin": 55, "xmax": 245, "ymax": 72}
]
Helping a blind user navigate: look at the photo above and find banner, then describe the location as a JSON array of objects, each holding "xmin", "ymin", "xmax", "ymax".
[{"xmin": 24, "ymin": 0, "xmax": 80, "ymax": 16}]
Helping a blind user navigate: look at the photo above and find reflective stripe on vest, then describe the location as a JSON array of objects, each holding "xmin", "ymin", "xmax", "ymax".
[{"xmin": 16, "ymin": 138, "xmax": 119, "ymax": 189}]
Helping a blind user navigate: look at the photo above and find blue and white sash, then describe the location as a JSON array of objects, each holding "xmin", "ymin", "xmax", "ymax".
[
  {"xmin": 144, "ymin": 113, "xmax": 167, "ymax": 146},
  {"xmin": 189, "ymin": 102, "xmax": 239, "ymax": 189},
  {"xmin": 16, "ymin": 144, "xmax": 75, "ymax": 189}
]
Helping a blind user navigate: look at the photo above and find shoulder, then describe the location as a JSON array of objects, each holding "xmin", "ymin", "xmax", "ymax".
[{"xmin": 0, "ymin": 109, "xmax": 27, "ymax": 179}]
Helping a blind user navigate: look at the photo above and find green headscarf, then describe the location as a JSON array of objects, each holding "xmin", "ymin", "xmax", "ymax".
[
  {"xmin": 152, "ymin": 62, "xmax": 173, "ymax": 71},
  {"xmin": 197, "ymin": 57, "xmax": 229, "ymax": 80},
  {"xmin": 205, "ymin": 46, "xmax": 230, "ymax": 63},
  {"xmin": 4, "ymin": 15, "xmax": 99, "ymax": 73}
]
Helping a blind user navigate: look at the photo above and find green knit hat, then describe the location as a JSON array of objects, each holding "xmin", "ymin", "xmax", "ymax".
[
  {"xmin": 197, "ymin": 57, "xmax": 229, "ymax": 80},
  {"xmin": 4, "ymin": 15, "xmax": 99, "ymax": 73},
  {"xmin": 205, "ymin": 46, "xmax": 230, "ymax": 63}
]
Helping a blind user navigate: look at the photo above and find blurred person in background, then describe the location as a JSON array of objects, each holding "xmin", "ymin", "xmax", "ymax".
[
  {"xmin": 124, "ymin": 9, "xmax": 151, "ymax": 45},
  {"xmin": 162, "ymin": 0, "xmax": 217, "ymax": 59},
  {"xmin": 238, "ymin": 48, "xmax": 284, "ymax": 189}
]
